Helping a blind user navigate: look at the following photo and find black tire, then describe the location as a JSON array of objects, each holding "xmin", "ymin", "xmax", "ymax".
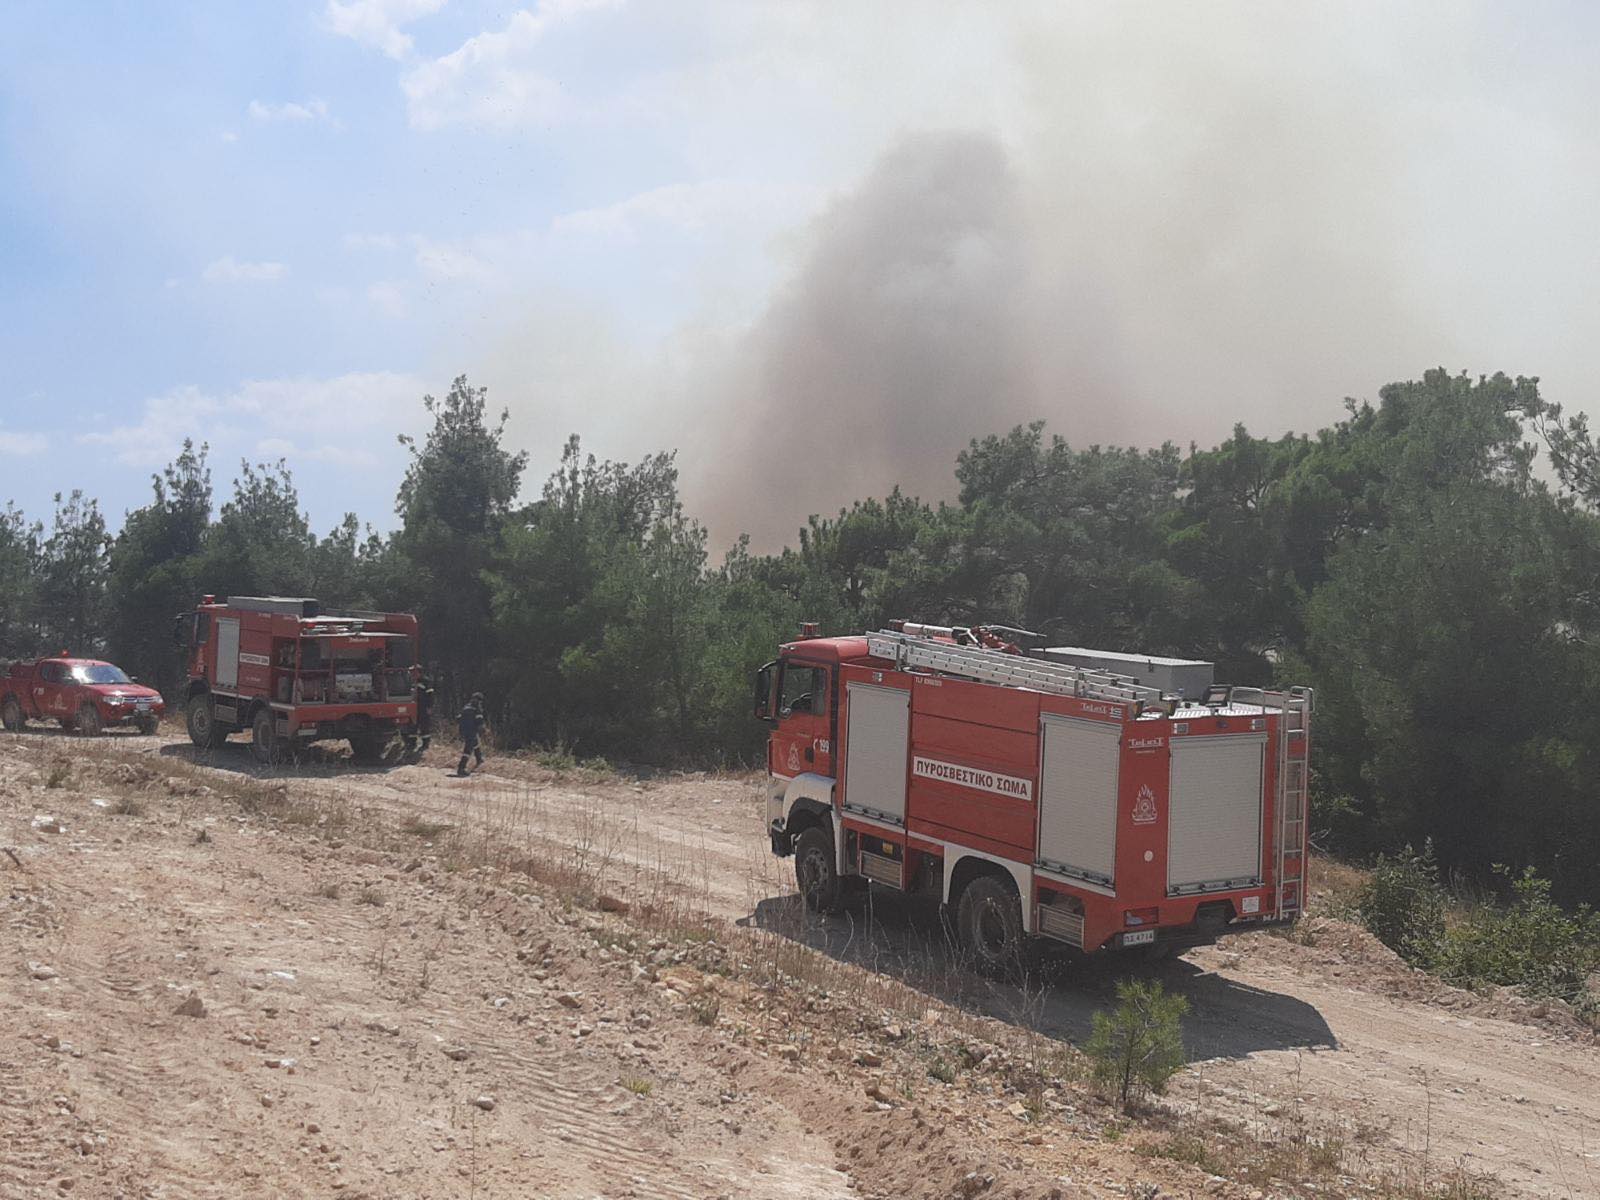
[
  {"xmin": 76, "ymin": 703, "xmax": 103, "ymax": 737},
  {"xmin": 349, "ymin": 733, "xmax": 392, "ymax": 765},
  {"xmin": 251, "ymin": 708, "xmax": 280, "ymax": 764},
  {"xmin": 186, "ymin": 693, "xmax": 224, "ymax": 749},
  {"xmin": 794, "ymin": 824, "xmax": 842, "ymax": 913},
  {"xmin": 134, "ymin": 715, "xmax": 159, "ymax": 736},
  {"xmin": 956, "ymin": 874, "xmax": 1026, "ymax": 979},
  {"xmin": 1, "ymin": 696, "xmax": 23, "ymax": 732}
]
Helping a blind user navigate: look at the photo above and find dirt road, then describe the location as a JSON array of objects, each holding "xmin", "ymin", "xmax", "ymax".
[{"xmin": 7, "ymin": 728, "xmax": 1600, "ymax": 1198}]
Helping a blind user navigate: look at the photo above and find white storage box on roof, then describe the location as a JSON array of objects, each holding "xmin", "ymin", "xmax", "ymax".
[{"xmin": 1035, "ymin": 647, "xmax": 1214, "ymax": 699}]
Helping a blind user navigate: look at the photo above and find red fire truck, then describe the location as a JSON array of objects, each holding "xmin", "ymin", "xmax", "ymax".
[
  {"xmin": 176, "ymin": 595, "xmax": 420, "ymax": 763},
  {"xmin": 756, "ymin": 622, "xmax": 1311, "ymax": 974}
]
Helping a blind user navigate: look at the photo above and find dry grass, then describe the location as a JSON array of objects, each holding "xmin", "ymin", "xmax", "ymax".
[
  {"xmin": 1135, "ymin": 1097, "xmax": 1500, "ymax": 1200},
  {"xmin": 1306, "ymin": 854, "xmax": 1371, "ymax": 919},
  {"xmin": 400, "ymin": 814, "xmax": 453, "ymax": 840}
]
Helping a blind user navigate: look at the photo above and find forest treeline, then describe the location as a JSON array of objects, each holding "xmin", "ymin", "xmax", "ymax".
[{"xmin": 4, "ymin": 368, "xmax": 1600, "ymax": 904}]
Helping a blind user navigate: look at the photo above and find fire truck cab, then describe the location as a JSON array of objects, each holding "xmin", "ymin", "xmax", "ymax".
[
  {"xmin": 756, "ymin": 622, "xmax": 1311, "ymax": 975},
  {"xmin": 176, "ymin": 595, "xmax": 420, "ymax": 764}
]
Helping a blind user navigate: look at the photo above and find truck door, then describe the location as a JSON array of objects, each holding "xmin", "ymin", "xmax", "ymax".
[
  {"xmin": 773, "ymin": 661, "xmax": 833, "ymax": 778},
  {"xmin": 1037, "ymin": 715, "xmax": 1121, "ymax": 887},
  {"xmin": 1167, "ymin": 733, "xmax": 1267, "ymax": 894},
  {"xmin": 36, "ymin": 661, "xmax": 69, "ymax": 717},
  {"xmin": 215, "ymin": 617, "xmax": 241, "ymax": 690},
  {"xmin": 841, "ymin": 682, "xmax": 910, "ymax": 827}
]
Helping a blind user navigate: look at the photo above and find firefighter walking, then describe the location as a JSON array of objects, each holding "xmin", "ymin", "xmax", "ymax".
[{"xmin": 455, "ymin": 692, "xmax": 486, "ymax": 776}]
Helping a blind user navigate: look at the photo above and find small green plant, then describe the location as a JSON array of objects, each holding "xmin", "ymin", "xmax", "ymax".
[
  {"xmin": 357, "ymin": 886, "xmax": 387, "ymax": 906},
  {"xmin": 1357, "ymin": 841, "xmax": 1446, "ymax": 965},
  {"xmin": 1085, "ymin": 979, "xmax": 1189, "ymax": 1110},
  {"xmin": 535, "ymin": 745, "xmax": 578, "ymax": 772},
  {"xmin": 621, "ymin": 1076, "xmax": 654, "ymax": 1096},
  {"xmin": 110, "ymin": 795, "xmax": 146, "ymax": 816},
  {"xmin": 314, "ymin": 881, "xmax": 342, "ymax": 900},
  {"xmin": 45, "ymin": 762, "xmax": 71, "ymax": 788},
  {"xmin": 1435, "ymin": 866, "xmax": 1600, "ymax": 1003},
  {"xmin": 927, "ymin": 1057, "xmax": 957, "ymax": 1084}
]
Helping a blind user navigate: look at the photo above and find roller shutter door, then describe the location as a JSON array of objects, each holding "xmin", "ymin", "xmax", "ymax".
[
  {"xmin": 1167, "ymin": 734, "xmax": 1265, "ymax": 892},
  {"xmin": 1037, "ymin": 716, "xmax": 1120, "ymax": 886},
  {"xmin": 216, "ymin": 618, "xmax": 241, "ymax": 689},
  {"xmin": 842, "ymin": 684, "xmax": 910, "ymax": 825}
]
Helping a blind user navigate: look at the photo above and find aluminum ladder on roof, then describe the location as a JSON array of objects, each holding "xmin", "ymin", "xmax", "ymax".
[{"xmin": 864, "ymin": 631, "xmax": 1161, "ymax": 707}]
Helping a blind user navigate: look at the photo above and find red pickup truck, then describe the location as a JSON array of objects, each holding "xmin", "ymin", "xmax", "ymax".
[{"xmin": 0, "ymin": 657, "xmax": 166, "ymax": 735}]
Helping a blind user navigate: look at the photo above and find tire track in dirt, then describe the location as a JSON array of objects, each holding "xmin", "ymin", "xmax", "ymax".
[{"xmin": 0, "ymin": 1064, "xmax": 58, "ymax": 1196}]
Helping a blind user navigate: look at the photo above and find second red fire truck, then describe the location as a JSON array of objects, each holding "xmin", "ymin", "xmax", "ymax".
[
  {"xmin": 176, "ymin": 595, "xmax": 420, "ymax": 763},
  {"xmin": 757, "ymin": 622, "xmax": 1311, "ymax": 973}
]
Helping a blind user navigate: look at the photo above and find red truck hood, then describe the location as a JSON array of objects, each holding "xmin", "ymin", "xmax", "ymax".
[{"xmin": 86, "ymin": 683, "xmax": 163, "ymax": 702}]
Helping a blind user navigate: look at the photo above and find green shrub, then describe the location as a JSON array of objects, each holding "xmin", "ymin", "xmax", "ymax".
[
  {"xmin": 1085, "ymin": 979, "xmax": 1189, "ymax": 1110},
  {"xmin": 1436, "ymin": 867, "xmax": 1600, "ymax": 1003},
  {"xmin": 1356, "ymin": 841, "xmax": 1445, "ymax": 965}
]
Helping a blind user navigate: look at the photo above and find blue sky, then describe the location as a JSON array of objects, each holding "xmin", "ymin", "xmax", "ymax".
[{"xmin": 4, "ymin": 2, "xmax": 1599, "ymax": 549}]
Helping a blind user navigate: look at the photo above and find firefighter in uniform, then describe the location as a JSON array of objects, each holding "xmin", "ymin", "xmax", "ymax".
[
  {"xmin": 405, "ymin": 674, "xmax": 435, "ymax": 758},
  {"xmin": 455, "ymin": 692, "xmax": 486, "ymax": 776}
]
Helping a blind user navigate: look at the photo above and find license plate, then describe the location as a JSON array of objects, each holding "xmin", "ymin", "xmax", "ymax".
[{"xmin": 1122, "ymin": 929, "xmax": 1155, "ymax": 947}]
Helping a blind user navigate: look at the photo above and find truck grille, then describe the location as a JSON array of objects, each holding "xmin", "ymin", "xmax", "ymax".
[{"xmin": 859, "ymin": 850, "xmax": 902, "ymax": 887}]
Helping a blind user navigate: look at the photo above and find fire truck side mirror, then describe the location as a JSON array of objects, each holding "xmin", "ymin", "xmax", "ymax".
[{"xmin": 753, "ymin": 661, "xmax": 777, "ymax": 724}]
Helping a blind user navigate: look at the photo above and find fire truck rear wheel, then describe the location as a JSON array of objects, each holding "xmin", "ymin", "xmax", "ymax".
[
  {"xmin": 349, "ymin": 733, "xmax": 391, "ymax": 765},
  {"xmin": 251, "ymin": 709, "xmax": 281, "ymax": 764},
  {"xmin": 76, "ymin": 703, "xmax": 103, "ymax": 737},
  {"xmin": 956, "ymin": 874, "xmax": 1025, "ymax": 979},
  {"xmin": 794, "ymin": 825, "xmax": 842, "ymax": 914},
  {"xmin": 1, "ymin": 696, "xmax": 22, "ymax": 732},
  {"xmin": 186, "ymin": 694, "xmax": 224, "ymax": 749}
]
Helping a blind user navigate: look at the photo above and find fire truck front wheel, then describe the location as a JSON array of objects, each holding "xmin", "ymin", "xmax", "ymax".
[
  {"xmin": 794, "ymin": 825, "xmax": 842, "ymax": 914},
  {"xmin": 956, "ymin": 874, "xmax": 1026, "ymax": 979}
]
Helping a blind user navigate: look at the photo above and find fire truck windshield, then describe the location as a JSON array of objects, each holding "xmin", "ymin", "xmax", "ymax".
[{"xmin": 73, "ymin": 664, "xmax": 131, "ymax": 685}]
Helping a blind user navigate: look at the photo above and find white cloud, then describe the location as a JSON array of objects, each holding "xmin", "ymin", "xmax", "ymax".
[
  {"xmin": 367, "ymin": 280, "xmax": 408, "ymax": 317},
  {"xmin": 80, "ymin": 372, "xmax": 424, "ymax": 468},
  {"xmin": 402, "ymin": 0, "xmax": 622, "ymax": 131},
  {"xmin": 410, "ymin": 235, "xmax": 494, "ymax": 281},
  {"xmin": 551, "ymin": 179, "xmax": 816, "ymax": 242},
  {"xmin": 248, "ymin": 98, "xmax": 332, "ymax": 124},
  {"xmin": 324, "ymin": 0, "xmax": 448, "ymax": 60},
  {"xmin": 202, "ymin": 256, "xmax": 288, "ymax": 283},
  {"xmin": 343, "ymin": 232, "xmax": 399, "ymax": 251},
  {"xmin": 0, "ymin": 429, "xmax": 47, "ymax": 456}
]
